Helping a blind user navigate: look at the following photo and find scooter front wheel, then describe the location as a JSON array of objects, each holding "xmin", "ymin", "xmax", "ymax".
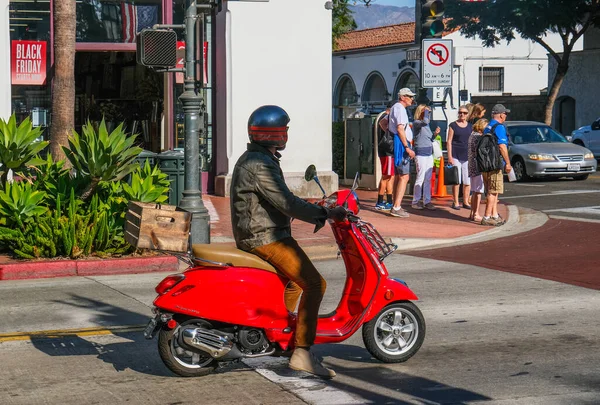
[
  {"xmin": 158, "ymin": 318, "xmax": 218, "ymax": 377},
  {"xmin": 362, "ymin": 301, "xmax": 425, "ymax": 363}
]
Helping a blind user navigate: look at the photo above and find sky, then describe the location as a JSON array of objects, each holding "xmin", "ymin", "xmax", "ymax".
[{"xmin": 372, "ymin": 0, "xmax": 415, "ymax": 7}]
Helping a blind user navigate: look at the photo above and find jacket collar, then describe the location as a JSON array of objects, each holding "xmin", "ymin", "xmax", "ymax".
[{"xmin": 247, "ymin": 142, "xmax": 281, "ymax": 161}]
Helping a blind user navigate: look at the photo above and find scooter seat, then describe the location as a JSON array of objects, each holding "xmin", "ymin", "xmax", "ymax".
[{"xmin": 191, "ymin": 244, "xmax": 278, "ymax": 274}]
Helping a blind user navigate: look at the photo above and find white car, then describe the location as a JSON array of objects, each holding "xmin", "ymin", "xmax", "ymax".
[{"xmin": 571, "ymin": 118, "xmax": 600, "ymax": 158}]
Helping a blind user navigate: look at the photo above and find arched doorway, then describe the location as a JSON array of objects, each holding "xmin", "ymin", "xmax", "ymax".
[
  {"xmin": 393, "ymin": 70, "xmax": 419, "ymax": 99},
  {"xmin": 555, "ymin": 96, "xmax": 576, "ymax": 136},
  {"xmin": 362, "ymin": 72, "xmax": 388, "ymax": 105},
  {"xmin": 333, "ymin": 74, "xmax": 358, "ymax": 121}
]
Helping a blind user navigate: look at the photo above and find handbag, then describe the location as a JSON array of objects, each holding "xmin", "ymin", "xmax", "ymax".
[
  {"xmin": 432, "ymin": 141, "xmax": 443, "ymax": 159},
  {"xmin": 444, "ymin": 165, "xmax": 460, "ymax": 185}
]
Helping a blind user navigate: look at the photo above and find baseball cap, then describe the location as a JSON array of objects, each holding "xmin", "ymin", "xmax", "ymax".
[
  {"xmin": 491, "ymin": 104, "xmax": 511, "ymax": 114},
  {"xmin": 398, "ymin": 88, "xmax": 416, "ymax": 97}
]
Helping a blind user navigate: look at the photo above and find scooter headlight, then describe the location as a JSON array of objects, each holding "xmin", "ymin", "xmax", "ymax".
[{"xmin": 322, "ymin": 192, "xmax": 338, "ymax": 209}]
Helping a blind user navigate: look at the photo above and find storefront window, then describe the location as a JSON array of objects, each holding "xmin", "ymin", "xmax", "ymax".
[
  {"xmin": 76, "ymin": 0, "xmax": 163, "ymax": 43},
  {"xmin": 9, "ymin": 0, "xmax": 52, "ymax": 131}
]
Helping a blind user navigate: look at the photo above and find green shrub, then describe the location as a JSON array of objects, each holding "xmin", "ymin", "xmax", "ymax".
[
  {"xmin": 332, "ymin": 122, "xmax": 345, "ymax": 177},
  {"xmin": 0, "ymin": 116, "xmax": 169, "ymax": 260}
]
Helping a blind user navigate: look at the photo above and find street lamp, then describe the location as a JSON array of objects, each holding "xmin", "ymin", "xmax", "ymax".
[{"xmin": 178, "ymin": 0, "xmax": 211, "ymax": 244}]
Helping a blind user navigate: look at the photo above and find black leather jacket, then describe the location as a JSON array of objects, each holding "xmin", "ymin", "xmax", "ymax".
[{"xmin": 230, "ymin": 143, "xmax": 328, "ymax": 251}]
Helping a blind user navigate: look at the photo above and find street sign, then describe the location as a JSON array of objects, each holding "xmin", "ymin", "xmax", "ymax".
[{"xmin": 421, "ymin": 38, "xmax": 452, "ymax": 88}]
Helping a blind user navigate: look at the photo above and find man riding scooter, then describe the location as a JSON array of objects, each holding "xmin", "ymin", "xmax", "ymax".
[{"xmin": 230, "ymin": 105, "xmax": 346, "ymax": 378}]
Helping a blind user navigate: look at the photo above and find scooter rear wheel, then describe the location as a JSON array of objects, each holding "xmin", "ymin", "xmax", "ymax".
[
  {"xmin": 158, "ymin": 318, "xmax": 218, "ymax": 377},
  {"xmin": 362, "ymin": 301, "xmax": 425, "ymax": 363}
]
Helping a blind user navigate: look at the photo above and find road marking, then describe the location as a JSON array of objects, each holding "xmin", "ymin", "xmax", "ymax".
[
  {"xmin": 243, "ymin": 357, "xmax": 364, "ymax": 404},
  {"xmin": 544, "ymin": 205, "xmax": 600, "ymax": 214},
  {"xmin": 547, "ymin": 215, "xmax": 600, "ymax": 224},
  {"xmin": 0, "ymin": 325, "xmax": 145, "ymax": 343},
  {"xmin": 502, "ymin": 190, "xmax": 600, "ymax": 200}
]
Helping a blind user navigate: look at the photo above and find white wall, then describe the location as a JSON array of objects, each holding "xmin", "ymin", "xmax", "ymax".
[
  {"xmin": 548, "ymin": 48, "xmax": 600, "ymax": 130},
  {"xmin": 216, "ymin": 0, "xmax": 333, "ymax": 178},
  {"xmin": 333, "ymin": 47, "xmax": 419, "ymax": 103},
  {"xmin": 0, "ymin": 0, "xmax": 11, "ymax": 120}
]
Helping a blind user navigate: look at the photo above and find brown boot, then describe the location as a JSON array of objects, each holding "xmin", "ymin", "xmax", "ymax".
[{"xmin": 289, "ymin": 347, "xmax": 336, "ymax": 378}]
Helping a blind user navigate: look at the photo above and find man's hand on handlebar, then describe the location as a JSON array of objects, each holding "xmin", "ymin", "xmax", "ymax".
[{"xmin": 327, "ymin": 206, "xmax": 348, "ymax": 222}]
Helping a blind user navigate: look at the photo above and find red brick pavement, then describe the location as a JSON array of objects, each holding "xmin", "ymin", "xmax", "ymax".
[{"xmin": 406, "ymin": 218, "xmax": 600, "ymax": 291}]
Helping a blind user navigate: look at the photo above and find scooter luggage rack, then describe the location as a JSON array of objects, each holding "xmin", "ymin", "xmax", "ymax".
[{"xmin": 355, "ymin": 220, "xmax": 397, "ymax": 261}]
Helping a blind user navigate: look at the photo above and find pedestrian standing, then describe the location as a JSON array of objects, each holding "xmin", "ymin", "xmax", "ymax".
[
  {"xmin": 467, "ymin": 118, "xmax": 488, "ymax": 222},
  {"xmin": 388, "ymin": 88, "xmax": 416, "ymax": 218},
  {"xmin": 447, "ymin": 106, "xmax": 473, "ymax": 210},
  {"xmin": 467, "ymin": 103, "xmax": 486, "ymax": 126},
  {"xmin": 481, "ymin": 104, "xmax": 513, "ymax": 226},
  {"xmin": 411, "ymin": 104, "xmax": 439, "ymax": 210},
  {"xmin": 375, "ymin": 102, "xmax": 395, "ymax": 211}
]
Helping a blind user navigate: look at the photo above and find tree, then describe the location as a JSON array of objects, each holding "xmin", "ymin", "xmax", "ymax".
[
  {"xmin": 445, "ymin": 0, "xmax": 600, "ymax": 125},
  {"xmin": 332, "ymin": 0, "xmax": 374, "ymax": 49},
  {"xmin": 50, "ymin": 1, "xmax": 76, "ymax": 162}
]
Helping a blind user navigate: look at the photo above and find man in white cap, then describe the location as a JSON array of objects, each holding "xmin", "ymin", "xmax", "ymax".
[
  {"xmin": 481, "ymin": 103, "xmax": 513, "ymax": 226},
  {"xmin": 388, "ymin": 87, "xmax": 416, "ymax": 217}
]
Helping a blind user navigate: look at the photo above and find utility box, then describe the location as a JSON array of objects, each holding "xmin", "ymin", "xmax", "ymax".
[
  {"xmin": 343, "ymin": 112, "xmax": 417, "ymax": 194},
  {"xmin": 157, "ymin": 150, "xmax": 185, "ymax": 206}
]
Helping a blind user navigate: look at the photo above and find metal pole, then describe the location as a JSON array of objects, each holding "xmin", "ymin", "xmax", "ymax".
[{"xmin": 178, "ymin": 0, "xmax": 210, "ymax": 244}]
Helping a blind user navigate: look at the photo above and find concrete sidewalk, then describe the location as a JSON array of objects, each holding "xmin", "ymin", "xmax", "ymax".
[{"xmin": 0, "ymin": 189, "xmax": 519, "ymax": 280}]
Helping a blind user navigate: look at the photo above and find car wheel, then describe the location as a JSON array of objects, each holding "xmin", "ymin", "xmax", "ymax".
[
  {"xmin": 573, "ymin": 140, "xmax": 585, "ymax": 147},
  {"xmin": 512, "ymin": 158, "xmax": 530, "ymax": 182},
  {"xmin": 573, "ymin": 174, "xmax": 589, "ymax": 181}
]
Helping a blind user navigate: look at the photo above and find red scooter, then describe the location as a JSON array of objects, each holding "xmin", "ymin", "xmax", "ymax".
[{"xmin": 144, "ymin": 166, "xmax": 425, "ymax": 377}]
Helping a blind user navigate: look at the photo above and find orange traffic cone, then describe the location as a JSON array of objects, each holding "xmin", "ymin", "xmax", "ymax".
[
  {"xmin": 433, "ymin": 156, "xmax": 450, "ymax": 198},
  {"xmin": 430, "ymin": 165, "xmax": 437, "ymax": 192}
]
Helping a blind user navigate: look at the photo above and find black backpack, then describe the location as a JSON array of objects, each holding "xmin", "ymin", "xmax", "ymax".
[
  {"xmin": 378, "ymin": 116, "xmax": 394, "ymax": 157},
  {"xmin": 476, "ymin": 123, "xmax": 503, "ymax": 173}
]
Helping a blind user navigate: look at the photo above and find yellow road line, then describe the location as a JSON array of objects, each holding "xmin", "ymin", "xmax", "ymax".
[{"xmin": 0, "ymin": 325, "xmax": 146, "ymax": 342}]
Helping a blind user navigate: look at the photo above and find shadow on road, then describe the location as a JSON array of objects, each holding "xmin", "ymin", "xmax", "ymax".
[
  {"xmin": 29, "ymin": 294, "xmax": 172, "ymax": 376},
  {"xmin": 315, "ymin": 344, "xmax": 491, "ymax": 404}
]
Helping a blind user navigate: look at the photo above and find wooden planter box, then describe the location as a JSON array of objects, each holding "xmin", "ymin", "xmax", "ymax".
[{"xmin": 125, "ymin": 202, "xmax": 191, "ymax": 252}]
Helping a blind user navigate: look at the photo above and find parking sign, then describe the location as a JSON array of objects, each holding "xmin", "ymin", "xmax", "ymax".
[{"xmin": 421, "ymin": 39, "xmax": 453, "ymax": 88}]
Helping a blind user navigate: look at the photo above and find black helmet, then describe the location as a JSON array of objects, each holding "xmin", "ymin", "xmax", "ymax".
[{"xmin": 248, "ymin": 105, "xmax": 290, "ymax": 150}]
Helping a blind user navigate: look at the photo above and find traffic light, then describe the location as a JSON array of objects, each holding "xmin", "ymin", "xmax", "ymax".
[{"xmin": 417, "ymin": 0, "xmax": 445, "ymax": 42}]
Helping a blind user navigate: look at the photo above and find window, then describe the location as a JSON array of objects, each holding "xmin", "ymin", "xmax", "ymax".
[{"xmin": 479, "ymin": 67, "xmax": 504, "ymax": 92}]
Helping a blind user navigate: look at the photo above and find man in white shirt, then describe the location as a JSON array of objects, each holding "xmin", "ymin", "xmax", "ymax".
[{"xmin": 388, "ymin": 88, "xmax": 415, "ymax": 217}]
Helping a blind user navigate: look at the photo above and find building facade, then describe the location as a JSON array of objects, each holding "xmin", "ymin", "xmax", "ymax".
[
  {"xmin": 548, "ymin": 28, "xmax": 600, "ymax": 136},
  {"xmin": 333, "ymin": 23, "xmax": 583, "ymax": 126},
  {"xmin": 2, "ymin": 0, "xmax": 336, "ymax": 197}
]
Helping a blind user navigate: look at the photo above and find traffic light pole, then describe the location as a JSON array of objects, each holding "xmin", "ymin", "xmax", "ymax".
[{"xmin": 178, "ymin": 0, "xmax": 211, "ymax": 244}]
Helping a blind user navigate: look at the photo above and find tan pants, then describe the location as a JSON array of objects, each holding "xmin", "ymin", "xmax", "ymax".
[{"xmin": 251, "ymin": 237, "xmax": 326, "ymax": 348}]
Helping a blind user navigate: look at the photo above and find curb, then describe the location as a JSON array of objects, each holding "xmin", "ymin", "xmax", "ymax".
[{"xmin": 0, "ymin": 255, "xmax": 179, "ymax": 281}]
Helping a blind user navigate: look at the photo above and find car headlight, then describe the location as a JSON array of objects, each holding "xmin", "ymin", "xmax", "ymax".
[
  {"xmin": 584, "ymin": 152, "xmax": 595, "ymax": 159},
  {"xmin": 528, "ymin": 154, "xmax": 555, "ymax": 161}
]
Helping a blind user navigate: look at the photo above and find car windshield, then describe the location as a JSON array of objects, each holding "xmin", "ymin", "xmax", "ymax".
[{"xmin": 509, "ymin": 125, "xmax": 568, "ymax": 145}]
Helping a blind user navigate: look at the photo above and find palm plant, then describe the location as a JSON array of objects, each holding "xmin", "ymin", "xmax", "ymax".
[
  {"xmin": 62, "ymin": 119, "xmax": 143, "ymax": 201},
  {"xmin": 122, "ymin": 160, "xmax": 170, "ymax": 203},
  {"xmin": 0, "ymin": 181, "xmax": 48, "ymax": 229},
  {"xmin": 0, "ymin": 115, "xmax": 49, "ymax": 185}
]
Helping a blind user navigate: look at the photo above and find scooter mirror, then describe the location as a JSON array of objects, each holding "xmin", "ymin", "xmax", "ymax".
[{"xmin": 304, "ymin": 164, "xmax": 317, "ymax": 182}]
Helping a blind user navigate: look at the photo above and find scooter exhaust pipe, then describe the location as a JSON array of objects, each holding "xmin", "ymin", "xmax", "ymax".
[{"xmin": 182, "ymin": 327, "xmax": 234, "ymax": 359}]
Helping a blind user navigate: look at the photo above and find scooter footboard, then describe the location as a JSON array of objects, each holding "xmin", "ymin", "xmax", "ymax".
[{"xmin": 363, "ymin": 277, "xmax": 419, "ymax": 323}]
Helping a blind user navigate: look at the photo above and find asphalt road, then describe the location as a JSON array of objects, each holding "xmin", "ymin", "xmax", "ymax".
[
  {"xmin": 0, "ymin": 254, "xmax": 598, "ymax": 404},
  {"xmin": 500, "ymin": 169, "xmax": 600, "ymax": 222}
]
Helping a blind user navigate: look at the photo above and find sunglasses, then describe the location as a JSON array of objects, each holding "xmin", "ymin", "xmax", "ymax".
[{"xmin": 458, "ymin": 111, "xmax": 468, "ymax": 115}]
